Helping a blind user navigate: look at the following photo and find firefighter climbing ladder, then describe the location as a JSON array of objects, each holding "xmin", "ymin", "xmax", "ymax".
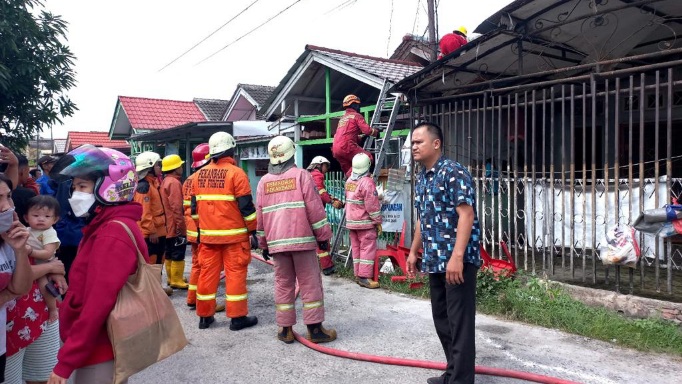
[{"xmin": 330, "ymin": 79, "xmax": 401, "ymax": 268}]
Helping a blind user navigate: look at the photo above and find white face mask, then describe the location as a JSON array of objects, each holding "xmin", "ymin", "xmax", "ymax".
[{"xmin": 68, "ymin": 191, "xmax": 96, "ymax": 217}]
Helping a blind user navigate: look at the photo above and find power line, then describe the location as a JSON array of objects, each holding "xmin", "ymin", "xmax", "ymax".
[
  {"xmin": 324, "ymin": 0, "xmax": 357, "ymax": 16},
  {"xmin": 411, "ymin": 0, "xmax": 420, "ymax": 35},
  {"xmin": 196, "ymin": 0, "xmax": 305, "ymax": 66},
  {"xmin": 158, "ymin": 0, "xmax": 262, "ymax": 72},
  {"xmin": 386, "ymin": 0, "xmax": 394, "ymax": 57}
]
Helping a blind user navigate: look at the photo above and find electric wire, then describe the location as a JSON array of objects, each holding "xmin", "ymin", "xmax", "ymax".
[
  {"xmin": 196, "ymin": 0, "xmax": 305, "ymax": 66},
  {"xmin": 324, "ymin": 0, "xmax": 358, "ymax": 16},
  {"xmin": 411, "ymin": 0, "xmax": 420, "ymax": 36},
  {"xmin": 386, "ymin": 0, "xmax": 394, "ymax": 57},
  {"xmin": 158, "ymin": 0, "xmax": 262, "ymax": 72}
]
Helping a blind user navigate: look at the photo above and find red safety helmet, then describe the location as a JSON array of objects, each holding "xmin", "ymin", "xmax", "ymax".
[
  {"xmin": 343, "ymin": 94, "xmax": 361, "ymax": 108},
  {"xmin": 191, "ymin": 143, "xmax": 210, "ymax": 169}
]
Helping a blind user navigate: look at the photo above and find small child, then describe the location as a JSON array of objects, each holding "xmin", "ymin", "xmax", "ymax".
[{"xmin": 24, "ymin": 195, "xmax": 62, "ymax": 322}]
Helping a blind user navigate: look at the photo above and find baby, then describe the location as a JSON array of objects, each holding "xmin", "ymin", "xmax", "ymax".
[{"xmin": 24, "ymin": 195, "xmax": 62, "ymax": 322}]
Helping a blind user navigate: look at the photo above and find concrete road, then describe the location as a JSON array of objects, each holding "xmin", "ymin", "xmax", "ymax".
[{"xmin": 129, "ymin": 257, "xmax": 682, "ymax": 384}]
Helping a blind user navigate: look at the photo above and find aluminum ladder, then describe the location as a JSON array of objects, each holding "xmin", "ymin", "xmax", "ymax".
[{"xmin": 330, "ymin": 79, "xmax": 402, "ymax": 268}]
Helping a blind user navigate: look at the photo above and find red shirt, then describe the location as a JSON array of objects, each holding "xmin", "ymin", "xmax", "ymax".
[
  {"xmin": 6, "ymin": 280, "xmax": 49, "ymax": 356},
  {"xmin": 439, "ymin": 33, "xmax": 467, "ymax": 58}
]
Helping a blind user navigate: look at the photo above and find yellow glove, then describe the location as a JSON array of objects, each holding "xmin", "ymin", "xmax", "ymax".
[{"xmin": 376, "ymin": 224, "xmax": 382, "ymax": 237}]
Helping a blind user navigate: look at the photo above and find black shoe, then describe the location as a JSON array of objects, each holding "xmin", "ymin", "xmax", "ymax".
[
  {"xmin": 277, "ymin": 326, "xmax": 294, "ymax": 344},
  {"xmin": 187, "ymin": 303, "xmax": 196, "ymax": 310},
  {"xmin": 426, "ymin": 373, "xmax": 446, "ymax": 384},
  {"xmin": 305, "ymin": 322, "xmax": 337, "ymax": 343},
  {"xmin": 199, "ymin": 316, "xmax": 215, "ymax": 329},
  {"xmin": 322, "ymin": 266, "xmax": 336, "ymax": 276},
  {"xmin": 229, "ymin": 315, "xmax": 258, "ymax": 331}
]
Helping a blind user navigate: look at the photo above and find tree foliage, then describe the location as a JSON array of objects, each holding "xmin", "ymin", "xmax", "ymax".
[{"xmin": 0, "ymin": 0, "xmax": 77, "ymax": 152}]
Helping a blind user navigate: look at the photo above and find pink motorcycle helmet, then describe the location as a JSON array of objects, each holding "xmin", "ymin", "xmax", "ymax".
[{"xmin": 57, "ymin": 144, "xmax": 137, "ymax": 205}]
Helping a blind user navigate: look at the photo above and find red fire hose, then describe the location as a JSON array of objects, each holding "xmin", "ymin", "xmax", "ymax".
[{"xmin": 251, "ymin": 253, "xmax": 581, "ymax": 384}]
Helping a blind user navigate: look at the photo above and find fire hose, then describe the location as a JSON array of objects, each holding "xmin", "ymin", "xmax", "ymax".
[{"xmin": 251, "ymin": 253, "xmax": 581, "ymax": 384}]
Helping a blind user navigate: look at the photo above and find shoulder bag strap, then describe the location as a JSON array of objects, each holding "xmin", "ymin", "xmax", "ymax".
[{"xmin": 111, "ymin": 220, "xmax": 146, "ymax": 265}]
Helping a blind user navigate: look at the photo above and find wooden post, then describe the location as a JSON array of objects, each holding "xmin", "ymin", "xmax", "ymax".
[{"xmin": 427, "ymin": 0, "xmax": 437, "ymax": 61}]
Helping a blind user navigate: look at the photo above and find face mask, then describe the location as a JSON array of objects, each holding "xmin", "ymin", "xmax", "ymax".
[
  {"xmin": 68, "ymin": 191, "xmax": 96, "ymax": 217},
  {"xmin": 0, "ymin": 207, "xmax": 15, "ymax": 233}
]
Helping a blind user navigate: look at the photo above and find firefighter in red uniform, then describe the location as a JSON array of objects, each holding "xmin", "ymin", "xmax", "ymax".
[
  {"xmin": 438, "ymin": 26, "xmax": 468, "ymax": 59},
  {"xmin": 193, "ymin": 131, "xmax": 258, "ymax": 330},
  {"xmin": 345, "ymin": 153, "xmax": 383, "ymax": 289},
  {"xmin": 332, "ymin": 95, "xmax": 381, "ymax": 177},
  {"xmin": 307, "ymin": 156, "xmax": 343, "ymax": 275},
  {"xmin": 256, "ymin": 136, "xmax": 337, "ymax": 344},
  {"xmin": 184, "ymin": 143, "xmax": 225, "ymax": 312},
  {"xmin": 134, "ymin": 151, "xmax": 173, "ymax": 296}
]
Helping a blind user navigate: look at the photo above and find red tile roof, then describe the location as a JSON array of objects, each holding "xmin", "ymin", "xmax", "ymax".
[
  {"xmin": 119, "ymin": 96, "xmax": 206, "ymax": 130},
  {"xmin": 67, "ymin": 131, "xmax": 130, "ymax": 151}
]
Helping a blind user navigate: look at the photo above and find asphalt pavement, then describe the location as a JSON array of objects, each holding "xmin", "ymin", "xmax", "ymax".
[{"xmin": 129, "ymin": 255, "xmax": 682, "ymax": 384}]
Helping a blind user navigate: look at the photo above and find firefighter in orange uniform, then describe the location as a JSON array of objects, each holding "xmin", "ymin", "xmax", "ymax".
[
  {"xmin": 134, "ymin": 151, "xmax": 173, "ymax": 296},
  {"xmin": 193, "ymin": 131, "xmax": 259, "ymax": 330},
  {"xmin": 184, "ymin": 143, "xmax": 225, "ymax": 312}
]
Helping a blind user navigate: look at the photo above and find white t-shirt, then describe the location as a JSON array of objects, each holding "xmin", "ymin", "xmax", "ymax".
[
  {"xmin": 27, "ymin": 227, "xmax": 60, "ymax": 264},
  {"xmin": 0, "ymin": 241, "xmax": 17, "ymax": 355}
]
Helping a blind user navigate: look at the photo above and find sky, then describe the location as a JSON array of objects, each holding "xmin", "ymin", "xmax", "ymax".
[{"xmin": 44, "ymin": 0, "xmax": 512, "ymax": 139}]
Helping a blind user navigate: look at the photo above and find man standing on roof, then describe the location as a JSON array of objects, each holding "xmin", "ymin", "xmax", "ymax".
[
  {"xmin": 345, "ymin": 153, "xmax": 382, "ymax": 289},
  {"xmin": 184, "ymin": 143, "xmax": 225, "ymax": 313},
  {"xmin": 332, "ymin": 95, "xmax": 381, "ymax": 177},
  {"xmin": 438, "ymin": 26, "xmax": 468, "ymax": 59},
  {"xmin": 256, "ymin": 136, "xmax": 337, "ymax": 344},
  {"xmin": 193, "ymin": 131, "xmax": 258, "ymax": 331},
  {"xmin": 134, "ymin": 151, "xmax": 173, "ymax": 296},
  {"xmin": 160, "ymin": 154, "xmax": 189, "ymax": 290},
  {"xmin": 307, "ymin": 156, "xmax": 343, "ymax": 275}
]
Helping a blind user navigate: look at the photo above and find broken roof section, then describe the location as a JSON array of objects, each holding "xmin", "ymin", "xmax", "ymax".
[
  {"xmin": 389, "ymin": 33, "xmax": 434, "ymax": 66},
  {"xmin": 223, "ymin": 84, "xmax": 276, "ymax": 121},
  {"xmin": 260, "ymin": 44, "xmax": 423, "ymax": 120},
  {"xmin": 109, "ymin": 96, "xmax": 207, "ymax": 138},
  {"xmin": 394, "ymin": 0, "xmax": 682, "ymax": 98},
  {"xmin": 194, "ymin": 98, "xmax": 230, "ymax": 121}
]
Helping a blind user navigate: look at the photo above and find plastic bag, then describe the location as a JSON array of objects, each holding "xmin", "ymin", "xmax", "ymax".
[{"xmin": 600, "ymin": 226, "xmax": 641, "ymax": 268}]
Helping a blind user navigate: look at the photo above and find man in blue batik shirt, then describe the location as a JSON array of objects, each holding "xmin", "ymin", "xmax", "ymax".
[{"xmin": 407, "ymin": 122, "xmax": 481, "ymax": 384}]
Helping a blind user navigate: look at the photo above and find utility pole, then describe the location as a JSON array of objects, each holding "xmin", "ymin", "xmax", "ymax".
[{"xmin": 427, "ymin": 0, "xmax": 437, "ymax": 61}]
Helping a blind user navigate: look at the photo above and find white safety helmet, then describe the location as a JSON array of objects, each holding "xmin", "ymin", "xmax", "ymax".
[
  {"xmin": 267, "ymin": 136, "xmax": 296, "ymax": 165},
  {"xmin": 307, "ymin": 156, "xmax": 330, "ymax": 170},
  {"xmin": 351, "ymin": 153, "xmax": 371, "ymax": 175},
  {"xmin": 208, "ymin": 131, "xmax": 236, "ymax": 156},
  {"xmin": 135, "ymin": 151, "xmax": 161, "ymax": 173}
]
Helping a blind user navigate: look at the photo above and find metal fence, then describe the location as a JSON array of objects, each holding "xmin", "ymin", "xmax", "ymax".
[{"xmin": 419, "ymin": 63, "xmax": 682, "ymax": 298}]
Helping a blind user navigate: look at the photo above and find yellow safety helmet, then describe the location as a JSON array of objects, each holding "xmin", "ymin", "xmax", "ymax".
[
  {"xmin": 161, "ymin": 154, "xmax": 185, "ymax": 172},
  {"xmin": 455, "ymin": 26, "xmax": 467, "ymax": 36},
  {"xmin": 343, "ymin": 94, "xmax": 361, "ymax": 108}
]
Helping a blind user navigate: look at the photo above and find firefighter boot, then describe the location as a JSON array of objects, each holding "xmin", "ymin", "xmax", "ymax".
[
  {"xmin": 277, "ymin": 326, "xmax": 294, "ymax": 344},
  {"xmin": 164, "ymin": 259, "xmax": 172, "ymax": 287},
  {"xmin": 229, "ymin": 316, "xmax": 258, "ymax": 331},
  {"xmin": 199, "ymin": 316, "xmax": 215, "ymax": 329},
  {"xmin": 170, "ymin": 261, "xmax": 189, "ymax": 289},
  {"xmin": 306, "ymin": 323, "xmax": 337, "ymax": 344},
  {"xmin": 357, "ymin": 278, "xmax": 380, "ymax": 289}
]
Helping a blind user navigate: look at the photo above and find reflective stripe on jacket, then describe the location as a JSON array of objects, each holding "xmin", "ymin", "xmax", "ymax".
[
  {"xmin": 193, "ymin": 157, "xmax": 257, "ymax": 244},
  {"xmin": 183, "ymin": 173, "xmax": 199, "ymax": 243},
  {"xmin": 256, "ymin": 167, "xmax": 332, "ymax": 253},
  {"xmin": 345, "ymin": 175, "xmax": 382, "ymax": 230},
  {"xmin": 161, "ymin": 173, "xmax": 186, "ymax": 238},
  {"xmin": 309, "ymin": 168, "xmax": 332, "ymax": 205},
  {"xmin": 133, "ymin": 174, "xmax": 167, "ymax": 238}
]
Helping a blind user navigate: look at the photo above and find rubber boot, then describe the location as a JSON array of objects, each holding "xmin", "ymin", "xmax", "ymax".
[
  {"xmin": 170, "ymin": 261, "xmax": 189, "ymax": 289},
  {"xmin": 306, "ymin": 323, "xmax": 337, "ymax": 343},
  {"xmin": 322, "ymin": 266, "xmax": 336, "ymax": 276},
  {"xmin": 277, "ymin": 326, "xmax": 294, "ymax": 344},
  {"xmin": 357, "ymin": 277, "xmax": 380, "ymax": 289},
  {"xmin": 199, "ymin": 316, "xmax": 215, "ymax": 329},
  {"xmin": 229, "ymin": 316, "xmax": 258, "ymax": 331},
  {"xmin": 164, "ymin": 259, "xmax": 172, "ymax": 287}
]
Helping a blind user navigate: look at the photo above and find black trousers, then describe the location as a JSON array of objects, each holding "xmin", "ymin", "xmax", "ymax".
[
  {"xmin": 145, "ymin": 236, "xmax": 166, "ymax": 264},
  {"xmin": 165, "ymin": 237, "xmax": 187, "ymax": 261},
  {"xmin": 56, "ymin": 245, "xmax": 79, "ymax": 282},
  {"xmin": 429, "ymin": 263, "xmax": 477, "ymax": 384}
]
